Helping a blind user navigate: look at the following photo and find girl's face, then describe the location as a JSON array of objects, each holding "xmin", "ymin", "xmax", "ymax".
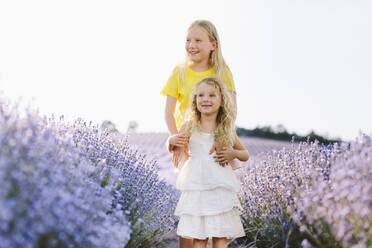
[
  {"xmin": 196, "ymin": 82, "xmax": 222, "ymax": 116},
  {"xmin": 186, "ymin": 26, "xmax": 217, "ymax": 64}
]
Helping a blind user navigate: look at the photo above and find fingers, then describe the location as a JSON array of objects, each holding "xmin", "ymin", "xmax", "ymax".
[
  {"xmin": 177, "ymin": 134, "xmax": 189, "ymax": 140},
  {"xmin": 213, "ymin": 147, "xmax": 231, "ymax": 158},
  {"xmin": 213, "ymin": 156, "xmax": 227, "ymax": 165},
  {"xmin": 218, "ymin": 161, "xmax": 228, "ymax": 167},
  {"xmin": 174, "ymin": 135, "xmax": 189, "ymax": 147},
  {"xmin": 213, "ymin": 152, "xmax": 227, "ymax": 160},
  {"xmin": 175, "ymin": 140, "xmax": 188, "ymax": 147},
  {"xmin": 213, "ymin": 153, "xmax": 225, "ymax": 159},
  {"xmin": 169, "ymin": 134, "xmax": 189, "ymax": 146},
  {"xmin": 209, "ymin": 143, "xmax": 217, "ymax": 154},
  {"xmin": 213, "ymin": 148, "xmax": 230, "ymax": 166}
]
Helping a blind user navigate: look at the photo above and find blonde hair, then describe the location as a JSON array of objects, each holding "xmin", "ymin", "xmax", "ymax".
[
  {"xmin": 185, "ymin": 77, "xmax": 235, "ymax": 147},
  {"xmin": 180, "ymin": 20, "xmax": 234, "ymax": 90}
]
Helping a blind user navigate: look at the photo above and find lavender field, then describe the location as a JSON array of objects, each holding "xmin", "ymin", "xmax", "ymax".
[{"xmin": 1, "ymin": 96, "xmax": 371, "ymax": 248}]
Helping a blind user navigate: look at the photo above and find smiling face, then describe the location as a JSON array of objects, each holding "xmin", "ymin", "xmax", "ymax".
[
  {"xmin": 185, "ymin": 26, "xmax": 217, "ymax": 65},
  {"xmin": 195, "ymin": 82, "xmax": 222, "ymax": 116}
]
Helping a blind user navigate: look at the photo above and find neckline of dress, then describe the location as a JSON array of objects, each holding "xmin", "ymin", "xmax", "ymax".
[{"xmin": 199, "ymin": 131, "xmax": 213, "ymax": 135}]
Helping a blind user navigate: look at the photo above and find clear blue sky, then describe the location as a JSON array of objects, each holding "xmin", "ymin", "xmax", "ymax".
[{"xmin": 1, "ymin": 0, "xmax": 371, "ymax": 141}]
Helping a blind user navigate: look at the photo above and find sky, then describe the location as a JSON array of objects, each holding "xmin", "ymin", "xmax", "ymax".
[{"xmin": 0, "ymin": 0, "xmax": 371, "ymax": 141}]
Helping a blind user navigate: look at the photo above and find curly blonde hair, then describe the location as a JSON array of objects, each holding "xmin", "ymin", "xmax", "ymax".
[{"xmin": 185, "ymin": 77, "xmax": 235, "ymax": 147}]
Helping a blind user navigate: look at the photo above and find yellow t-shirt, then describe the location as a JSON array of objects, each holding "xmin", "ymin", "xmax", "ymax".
[{"xmin": 161, "ymin": 66, "xmax": 236, "ymax": 130}]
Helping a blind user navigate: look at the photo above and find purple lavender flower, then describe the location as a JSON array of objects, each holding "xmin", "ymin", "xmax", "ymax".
[{"xmin": 0, "ymin": 95, "xmax": 179, "ymax": 248}]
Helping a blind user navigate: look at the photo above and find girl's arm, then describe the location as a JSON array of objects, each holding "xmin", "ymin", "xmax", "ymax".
[
  {"xmin": 165, "ymin": 96, "xmax": 178, "ymax": 135},
  {"xmin": 165, "ymin": 95, "xmax": 188, "ymax": 153},
  {"xmin": 166, "ymin": 121, "xmax": 190, "ymax": 153},
  {"xmin": 232, "ymin": 134, "xmax": 250, "ymax": 162},
  {"xmin": 213, "ymin": 133, "xmax": 250, "ymax": 164},
  {"xmin": 229, "ymin": 90, "xmax": 237, "ymax": 121},
  {"xmin": 167, "ymin": 122, "xmax": 190, "ymax": 168}
]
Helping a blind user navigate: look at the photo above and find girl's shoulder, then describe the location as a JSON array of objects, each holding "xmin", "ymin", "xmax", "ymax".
[
  {"xmin": 165, "ymin": 65, "xmax": 183, "ymax": 86},
  {"xmin": 169, "ymin": 64, "xmax": 187, "ymax": 81},
  {"xmin": 173, "ymin": 64, "xmax": 182, "ymax": 72},
  {"xmin": 168, "ymin": 65, "xmax": 181, "ymax": 77},
  {"xmin": 172, "ymin": 63, "xmax": 188, "ymax": 74}
]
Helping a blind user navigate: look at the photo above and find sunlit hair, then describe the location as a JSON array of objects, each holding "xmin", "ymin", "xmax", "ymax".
[
  {"xmin": 185, "ymin": 77, "xmax": 235, "ymax": 147},
  {"xmin": 180, "ymin": 20, "xmax": 234, "ymax": 90}
]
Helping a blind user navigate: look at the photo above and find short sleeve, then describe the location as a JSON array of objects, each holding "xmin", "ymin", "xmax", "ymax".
[
  {"xmin": 223, "ymin": 67, "xmax": 236, "ymax": 94},
  {"xmin": 161, "ymin": 67, "xmax": 180, "ymax": 99}
]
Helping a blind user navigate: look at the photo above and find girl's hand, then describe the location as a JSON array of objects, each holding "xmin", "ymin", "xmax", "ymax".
[
  {"xmin": 209, "ymin": 142, "xmax": 230, "ymax": 167},
  {"xmin": 168, "ymin": 134, "xmax": 189, "ymax": 148},
  {"xmin": 172, "ymin": 147, "xmax": 190, "ymax": 168},
  {"xmin": 213, "ymin": 146, "xmax": 236, "ymax": 166}
]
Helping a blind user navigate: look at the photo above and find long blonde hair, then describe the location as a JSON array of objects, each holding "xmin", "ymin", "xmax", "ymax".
[
  {"xmin": 185, "ymin": 77, "xmax": 235, "ymax": 147},
  {"xmin": 180, "ymin": 20, "xmax": 234, "ymax": 90}
]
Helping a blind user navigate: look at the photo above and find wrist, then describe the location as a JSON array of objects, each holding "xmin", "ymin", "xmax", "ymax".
[
  {"xmin": 232, "ymin": 149, "xmax": 238, "ymax": 160},
  {"xmin": 168, "ymin": 134, "xmax": 177, "ymax": 146}
]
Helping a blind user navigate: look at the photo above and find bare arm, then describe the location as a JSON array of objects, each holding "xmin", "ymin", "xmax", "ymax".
[
  {"xmin": 165, "ymin": 96, "xmax": 178, "ymax": 135},
  {"xmin": 230, "ymin": 92, "xmax": 248, "ymax": 161},
  {"xmin": 165, "ymin": 95, "xmax": 189, "ymax": 152},
  {"xmin": 232, "ymin": 133, "xmax": 250, "ymax": 162},
  {"xmin": 229, "ymin": 90, "xmax": 237, "ymax": 121},
  {"xmin": 166, "ymin": 123, "xmax": 189, "ymax": 153},
  {"xmin": 168, "ymin": 122, "xmax": 190, "ymax": 168}
]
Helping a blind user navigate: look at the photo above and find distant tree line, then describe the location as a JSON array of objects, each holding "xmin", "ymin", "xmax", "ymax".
[
  {"xmin": 236, "ymin": 125, "xmax": 342, "ymax": 145},
  {"xmin": 100, "ymin": 120, "xmax": 341, "ymax": 145}
]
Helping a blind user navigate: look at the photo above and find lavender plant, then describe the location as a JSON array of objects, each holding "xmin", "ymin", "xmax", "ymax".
[
  {"xmin": 234, "ymin": 136, "xmax": 371, "ymax": 248},
  {"xmin": 0, "ymin": 100, "xmax": 130, "ymax": 248},
  {"xmin": 69, "ymin": 118, "xmax": 180, "ymax": 247},
  {"xmin": 0, "ymin": 96, "xmax": 179, "ymax": 248},
  {"xmin": 294, "ymin": 135, "xmax": 372, "ymax": 247}
]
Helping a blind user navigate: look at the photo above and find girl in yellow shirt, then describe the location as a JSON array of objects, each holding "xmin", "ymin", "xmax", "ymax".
[
  {"xmin": 161, "ymin": 20, "xmax": 241, "ymax": 248},
  {"xmin": 162, "ymin": 20, "xmax": 238, "ymax": 161},
  {"xmin": 162, "ymin": 20, "xmax": 237, "ymax": 130}
]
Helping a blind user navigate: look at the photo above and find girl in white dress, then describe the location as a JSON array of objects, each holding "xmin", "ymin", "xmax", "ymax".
[{"xmin": 167, "ymin": 77, "xmax": 249, "ymax": 248}]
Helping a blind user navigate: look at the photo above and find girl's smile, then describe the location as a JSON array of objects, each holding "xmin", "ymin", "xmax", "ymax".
[
  {"xmin": 186, "ymin": 27, "xmax": 216, "ymax": 65},
  {"xmin": 196, "ymin": 83, "xmax": 221, "ymax": 115}
]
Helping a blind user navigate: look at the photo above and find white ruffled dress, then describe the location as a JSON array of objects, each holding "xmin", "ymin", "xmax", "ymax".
[{"xmin": 174, "ymin": 131, "xmax": 245, "ymax": 240}]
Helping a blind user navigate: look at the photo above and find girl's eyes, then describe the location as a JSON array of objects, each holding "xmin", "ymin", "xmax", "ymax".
[
  {"xmin": 186, "ymin": 39, "xmax": 202, "ymax": 42},
  {"xmin": 197, "ymin": 94, "xmax": 216, "ymax": 97}
]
